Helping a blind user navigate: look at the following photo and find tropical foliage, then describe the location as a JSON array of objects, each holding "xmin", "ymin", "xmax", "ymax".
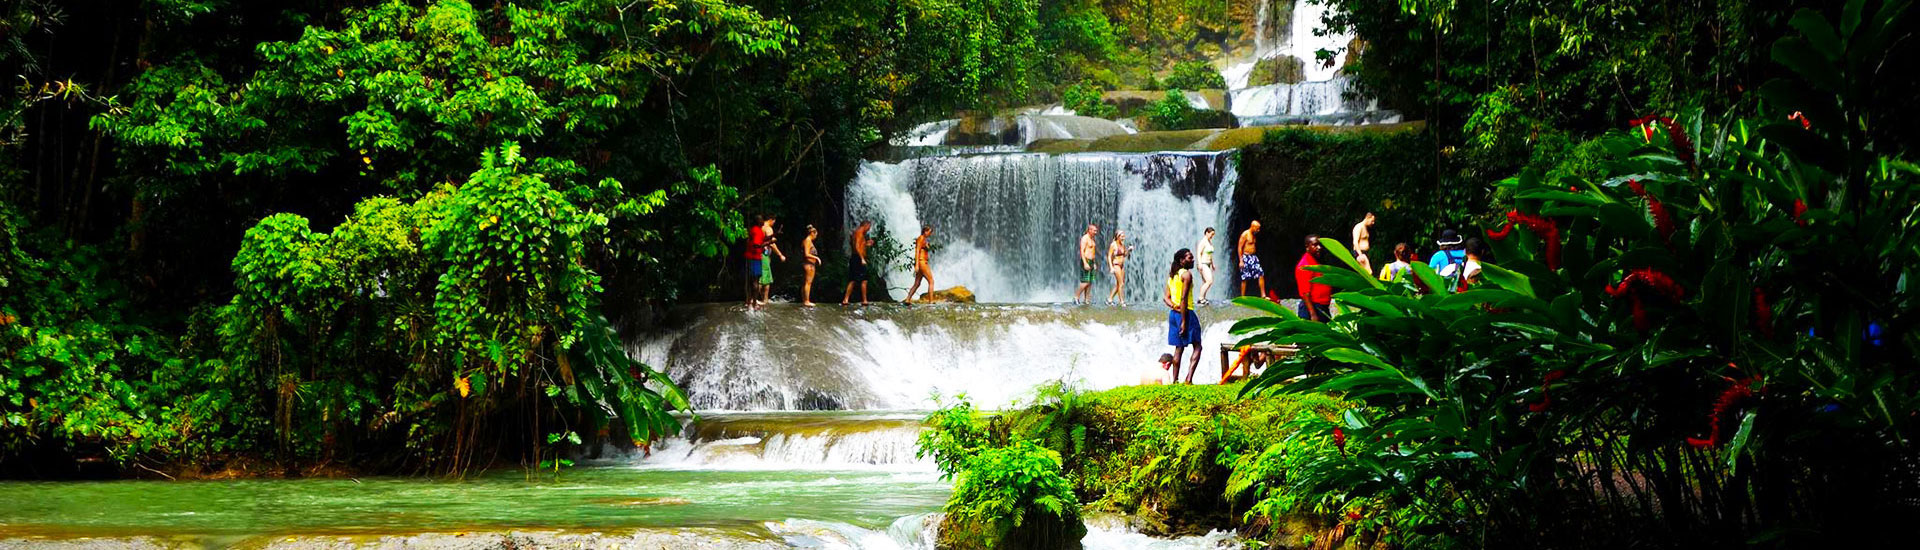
[
  {"xmin": 0, "ymin": 0, "xmax": 1048, "ymax": 473},
  {"xmin": 1229, "ymin": 3, "xmax": 1918, "ymax": 547}
]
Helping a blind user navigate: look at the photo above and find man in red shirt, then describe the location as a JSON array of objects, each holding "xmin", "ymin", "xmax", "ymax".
[
  {"xmin": 745, "ymin": 214, "xmax": 767, "ymax": 309},
  {"xmin": 1295, "ymin": 234, "xmax": 1333, "ymax": 322}
]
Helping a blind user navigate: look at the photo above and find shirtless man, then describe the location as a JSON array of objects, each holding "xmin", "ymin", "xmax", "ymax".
[
  {"xmin": 904, "ymin": 225, "xmax": 935, "ymax": 304},
  {"xmin": 1106, "ymin": 230, "xmax": 1133, "ymax": 306},
  {"xmin": 1351, "ymin": 212, "xmax": 1376, "ymax": 276},
  {"xmin": 1237, "ymin": 221, "xmax": 1266, "ymax": 298},
  {"xmin": 1076, "ymin": 224, "xmax": 1099, "ymax": 304},
  {"xmin": 841, "ymin": 220, "xmax": 872, "ymax": 306}
]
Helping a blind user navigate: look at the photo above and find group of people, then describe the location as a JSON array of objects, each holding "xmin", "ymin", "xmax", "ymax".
[
  {"xmin": 744, "ymin": 217, "xmax": 939, "ymax": 309},
  {"xmin": 1148, "ymin": 213, "xmax": 1495, "ymax": 385}
]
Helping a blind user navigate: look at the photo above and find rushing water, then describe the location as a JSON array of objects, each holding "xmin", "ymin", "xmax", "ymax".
[
  {"xmin": 845, "ymin": 151, "xmax": 1239, "ymax": 304},
  {"xmin": 636, "ymin": 303, "xmax": 1257, "ymax": 412}
]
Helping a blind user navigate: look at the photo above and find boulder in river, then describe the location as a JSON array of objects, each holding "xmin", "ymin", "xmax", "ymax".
[
  {"xmin": 936, "ymin": 508, "xmax": 1087, "ymax": 550},
  {"xmin": 918, "ymin": 286, "xmax": 976, "ymax": 304}
]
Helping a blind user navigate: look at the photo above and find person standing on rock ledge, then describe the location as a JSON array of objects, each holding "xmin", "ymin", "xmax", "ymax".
[
  {"xmin": 744, "ymin": 214, "xmax": 768, "ymax": 310},
  {"xmin": 1164, "ymin": 248, "xmax": 1202, "ymax": 384},
  {"xmin": 1196, "ymin": 227, "xmax": 1217, "ymax": 305},
  {"xmin": 1106, "ymin": 230, "xmax": 1133, "ymax": 306},
  {"xmin": 1076, "ymin": 223, "xmax": 1099, "ymax": 305},
  {"xmin": 904, "ymin": 225, "xmax": 935, "ymax": 304},
  {"xmin": 1237, "ymin": 221, "xmax": 1266, "ymax": 298},
  {"xmin": 841, "ymin": 220, "xmax": 872, "ymax": 306},
  {"xmin": 800, "ymin": 225, "xmax": 821, "ymax": 307}
]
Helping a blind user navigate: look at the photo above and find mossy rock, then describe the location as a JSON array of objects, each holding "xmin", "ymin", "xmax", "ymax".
[
  {"xmin": 936, "ymin": 509, "xmax": 1087, "ymax": 550},
  {"xmin": 947, "ymin": 112, "xmax": 1018, "ymax": 145},
  {"xmin": 918, "ymin": 286, "xmax": 976, "ymax": 304},
  {"xmin": 1248, "ymin": 56, "xmax": 1306, "ymax": 87},
  {"xmin": 1134, "ymin": 109, "xmax": 1234, "ymax": 132},
  {"xmin": 1100, "ymin": 90, "xmax": 1227, "ymax": 117}
]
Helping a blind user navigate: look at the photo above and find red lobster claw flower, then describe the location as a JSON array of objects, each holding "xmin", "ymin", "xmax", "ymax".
[
  {"xmin": 1628, "ymin": 179, "xmax": 1676, "ymax": 245},
  {"xmin": 1487, "ymin": 211, "xmax": 1562, "ymax": 270},
  {"xmin": 1606, "ymin": 268, "xmax": 1685, "ymax": 330},
  {"xmin": 1333, "ymin": 427, "xmax": 1347, "ymax": 455},
  {"xmin": 1687, "ymin": 377, "xmax": 1758, "ymax": 448},
  {"xmin": 1629, "ymin": 115, "xmax": 1697, "ymax": 171}
]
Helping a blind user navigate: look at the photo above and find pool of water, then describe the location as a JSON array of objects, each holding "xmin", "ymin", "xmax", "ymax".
[{"xmin": 0, "ymin": 466, "xmax": 947, "ymax": 539}]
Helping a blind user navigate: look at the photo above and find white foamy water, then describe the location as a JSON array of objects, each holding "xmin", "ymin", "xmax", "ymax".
[
  {"xmin": 637, "ymin": 413, "xmax": 932, "ymax": 471},
  {"xmin": 634, "ymin": 305, "xmax": 1256, "ymax": 411},
  {"xmin": 845, "ymin": 152, "xmax": 1238, "ymax": 304}
]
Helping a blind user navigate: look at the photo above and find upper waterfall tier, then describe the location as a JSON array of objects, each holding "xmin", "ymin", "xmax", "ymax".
[{"xmin": 846, "ymin": 151, "xmax": 1238, "ymax": 304}]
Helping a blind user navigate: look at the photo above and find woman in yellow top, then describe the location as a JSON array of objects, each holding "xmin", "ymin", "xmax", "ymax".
[{"xmin": 1163, "ymin": 248, "xmax": 1201, "ymax": 384}]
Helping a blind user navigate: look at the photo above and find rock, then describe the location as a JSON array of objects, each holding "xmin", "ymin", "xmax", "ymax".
[
  {"xmin": 918, "ymin": 286, "xmax": 975, "ymax": 304},
  {"xmin": 1134, "ymin": 109, "xmax": 1236, "ymax": 132},
  {"xmin": 1248, "ymin": 56, "xmax": 1305, "ymax": 87},
  {"xmin": 935, "ymin": 509, "xmax": 1086, "ymax": 550},
  {"xmin": 947, "ymin": 112, "xmax": 1019, "ymax": 145},
  {"xmin": 1101, "ymin": 90, "xmax": 1228, "ymax": 117}
]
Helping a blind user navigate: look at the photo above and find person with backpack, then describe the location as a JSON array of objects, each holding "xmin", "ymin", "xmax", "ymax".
[{"xmin": 1429, "ymin": 229, "xmax": 1469, "ymax": 291}]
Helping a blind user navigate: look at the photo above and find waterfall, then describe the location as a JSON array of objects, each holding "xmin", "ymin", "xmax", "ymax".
[
  {"xmin": 845, "ymin": 151, "xmax": 1238, "ymax": 304},
  {"xmin": 634, "ymin": 413, "xmax": 932, "ymax": 471},
  {"xmin": 1222, "ymin": 0, "xmax": 1395, "ymax": 126},
  {"xmin": 633, "ymin": 305, "xmax": 1256, "ymax": 411}
]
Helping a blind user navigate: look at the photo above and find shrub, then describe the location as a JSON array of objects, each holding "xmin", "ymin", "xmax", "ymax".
[
  {"xmin": 1062, "ymin": 81, "xmax": 1118, "ymax": 119},
  {"xmin": 1145, "ymin": 89, "xmax": 1197, "ymax": 130},
  {"xmin": 1162, "ymin": 60, "xmax": 1225, "ymax": 90}
]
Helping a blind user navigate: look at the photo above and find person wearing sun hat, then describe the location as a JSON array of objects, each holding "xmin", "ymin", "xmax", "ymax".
[{"xmin": 1428, "ymin": 229, "xmax": 1469, "ymax": 288}]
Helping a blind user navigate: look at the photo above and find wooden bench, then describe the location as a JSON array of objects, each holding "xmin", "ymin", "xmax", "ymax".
[{"xmin": 1220, "ymin": 343, "xmax": 1300, "ymax": 383}]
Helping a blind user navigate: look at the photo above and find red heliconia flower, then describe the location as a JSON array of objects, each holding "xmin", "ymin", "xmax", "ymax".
[
  {"xmin": 1788, "ymin": 111, "xmax": 1811, "ymax": 130},
  {"xmin": 1544, "ymin": 369, "xmax": 1569, "ymax": 383},
  {"xmin": 1347, "ymin": 509, "xmax": 1363, "ymax": 521},
  {"xmin": 1332, "ymin": 427, "xmax": 1347, "ymax": 455},
  {"xmin": 1792, "ymin": 199, "xmax": 1809, "ymax": 227},
  {"xmin": 1686, "ymin": 378, "xmax": 1757, "ymax": 448},
  {"xmin": 1629, "ymin": 115, "xmax": 1697, "ymax": 170},
  {"xmin": 1606, "ymin": 268, "xmax": 1685, "ymax": 330},
  {"xmin": 1487, "ymin": 211, "xmax": 1562, "ymax": 269},
  {"xmin": 1628, "ymin": 179, "xmax": 1676, "ymax": 245},
  {"xmin": 1528, "ymin": 396, "xmax": 1552, "ymax": 413},
  {"xmin": 1751, "ymin": 288, "xmax": 1774, "ymax": 339}
]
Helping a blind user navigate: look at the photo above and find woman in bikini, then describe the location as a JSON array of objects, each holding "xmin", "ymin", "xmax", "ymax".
[
  {"xmin": 1107, "ymin": 230, "xmax": 1132, "ymax": 306},
  {"xmin": 1195, "ymin": 227, "xmax": 1216, "ymax": 305},
  {"xmin": 800, "ymin": 225, "xmax": 821, "ymax": 306}
]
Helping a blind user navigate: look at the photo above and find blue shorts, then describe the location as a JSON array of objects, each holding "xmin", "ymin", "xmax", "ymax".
[
  {"xmin": 746, "ymin": 258, "xmax": 764, "ymax": 278},
  {"xmin": 1166, "ymin": 310, "xmax": 1202, "ymax": 347},
  {"xmin": 1239, "ymin": 254, "xmax": 1264, "ymax": 280}
]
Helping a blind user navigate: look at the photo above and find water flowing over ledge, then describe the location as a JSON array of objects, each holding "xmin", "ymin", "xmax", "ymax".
[
  {"xmin": 846, "ymin": 151, "xmax": 1240, "ymax": 304},
  {"xmin": 632, "ymin": 304, "xmax": 1257, "ymax": 412}
]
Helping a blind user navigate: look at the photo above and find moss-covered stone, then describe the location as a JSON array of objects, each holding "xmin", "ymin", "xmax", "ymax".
[
  {"xmin": 1247, "ymin": 56, "xmax": 1306, "ymax": 86},
  {"xmin": 935, "ymin": 508, "xmax": 1087, "ymax": 550}
]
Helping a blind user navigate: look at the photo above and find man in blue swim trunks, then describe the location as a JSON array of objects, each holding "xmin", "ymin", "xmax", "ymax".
[
  {"xmin": 1237, "ymin": 220, "xmax": 1266, "ymax": 298},
  {"xmin": 1163, "ymin": 248, "xmax": 1202, "ymax": 384}
]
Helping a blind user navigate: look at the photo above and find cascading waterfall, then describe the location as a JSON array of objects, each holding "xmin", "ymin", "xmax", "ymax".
[
  {"xmin": 845, "ymin": 151, "xmax": 1239, "ymax": 304},
  {"xmin": 1222, "ymin": 0, "xmax": 1398, "ymax": 126},
  {"xmin": 634, "ymin": 413, "xmax": 931, "ymax": 471},
  {"xmin": 633, "ymin": 305, "xmax": 1255, "ymax": 411}
]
